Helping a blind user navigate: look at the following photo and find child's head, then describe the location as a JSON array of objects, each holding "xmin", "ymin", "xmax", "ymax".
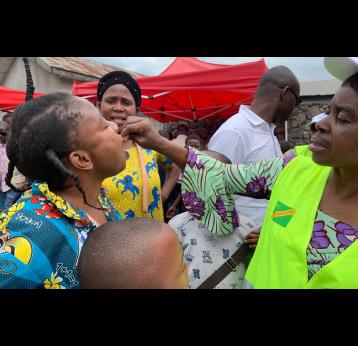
[
  {"xmin": 185, "ymin": 134, "xmax": 201, "ymax": 150},
  {"xmin": 176, "ymin": 121, "xmax": 189, "ymax": 136},
  {"xmin": 78, "ymin": 218, "xmax": 189, "ymax": 289}
]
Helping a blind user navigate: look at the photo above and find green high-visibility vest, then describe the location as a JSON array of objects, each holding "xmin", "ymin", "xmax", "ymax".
[
  {"xmin": 245, "ymin": 155, "xmax": 358, "ymax": 288},
  {"xmin": 294, "ymin": 144, "xmax": 312, "ymax": 158}
]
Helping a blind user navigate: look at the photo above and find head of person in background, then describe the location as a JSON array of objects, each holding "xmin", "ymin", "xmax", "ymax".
[
  {"xmin": 78, "ymin": 218, "xmax": 189, "ymax": 289},
  {"xmin": 189, "ymin": 122, "xmax": 200, "ymax": 135},
  {"xmin": 169, "ymin": 125, "xmax": 178, "ymax": 139},
  {"xmin": 176, "ymin": 121, "xmax": 189, "ymax": 137},
  {"xmin": 0, "ymin": 121, "xmax": 9, "ymax": 145},
  {"xmin": 252, "ymin": 66, "xmax": 301, "ymax": 124},
  {"xmin": 198, "ymin": 127, "xmax": 209, "ymax": 142},
  {"xmin": 97, "ymin": 71, "xmax": 141, "ymax": 134},
  {"xmin": 158, "ymin": 129, "xmax": 169, "ymax": 139},
  {"xmin": 2, "ymin": 113, "xmax": 12, "ymax": 126},
  {"xmin": 185, "ymin": 134, "xmax": 201, "ymax": 150}
]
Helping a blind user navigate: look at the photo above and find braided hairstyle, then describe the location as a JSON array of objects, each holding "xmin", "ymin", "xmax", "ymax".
[{"xmin": 6, "ymin": 92, "xmax": 100, "ymax": 209}]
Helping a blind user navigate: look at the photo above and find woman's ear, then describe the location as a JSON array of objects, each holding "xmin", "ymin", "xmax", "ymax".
[{"xmin": 68, "ymin": 150, "xmax": 93, "ymax": 171}]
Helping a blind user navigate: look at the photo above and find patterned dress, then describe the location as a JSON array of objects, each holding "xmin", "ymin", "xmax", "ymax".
[
  {"xmin": 169, "ymin": 211, "xmax": 256, "ymax": 289},
  {"xmin": 0, "ymin": 181, "xmax": 121, "ymax": 289},
  {"xmin": 102, "ymin": 147, "xmax": 174, "ymax": 221},
  {"xmin": 181, "ymin": 148, "xmax": 358, "ymax": 280}
]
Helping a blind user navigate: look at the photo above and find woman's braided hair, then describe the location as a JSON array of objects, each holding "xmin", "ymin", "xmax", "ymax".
[{"xmin": 6, "ymin": 92, "xmax": 101, "ymax": 209}]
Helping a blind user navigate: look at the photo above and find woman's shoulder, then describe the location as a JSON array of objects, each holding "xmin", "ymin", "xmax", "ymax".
[
  {"xmin": 1, "ymin": 197, "xmax": 71, "ymax": 234},
  {"xmin": 0, "ymin": 198, "xmax": 81, "ymax": 289}
]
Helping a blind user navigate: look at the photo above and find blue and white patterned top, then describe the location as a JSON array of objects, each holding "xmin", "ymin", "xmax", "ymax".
[
  {"xmin": 0, "ymin": 181, "xmax": 122, "ymax": 289},
  {"xmin": 169, "ymin": 211, "xmax": 256, "ymax": 289}
]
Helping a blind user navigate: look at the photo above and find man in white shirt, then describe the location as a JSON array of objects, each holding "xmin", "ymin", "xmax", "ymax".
[{"xmin": 208, "ymin": 66, "xmax": 301, "ymax": 226}]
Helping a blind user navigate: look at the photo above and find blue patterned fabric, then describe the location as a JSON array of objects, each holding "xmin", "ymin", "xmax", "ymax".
[{"xmin": 0, "ymin": 181, "xmax": 122, "ymax": 289}]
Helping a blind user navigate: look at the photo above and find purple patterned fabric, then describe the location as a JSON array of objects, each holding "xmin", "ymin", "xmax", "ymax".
[
  {"xmin": 182, "ymin": 191, "xmax": 205, "ymax": 219},
  {"xmin": 308, "ymin": 213, "xmax": 358, "ymax": 280},
  {"xmin": 307, "ymin": 259, "xmax": 329, "ymax": 266},
  {"xmin": 282, "ymin": 155, "xmax": 295, "ymax": 168},
  {"xmin": 215, "ymin": 196, "xmax": 227, "ymax": 223},
  {"xmin": 232, "ymin": 207, "xmax": 239, "ymax": 228},
  {"xmin": 310, "ymin": 221, "xmax": 330, "ymax": 249},
  {"xmin": 187, "ymin": 149, "xmax": 197, "ymax": 168},
  {"xmin": 187, "ymin": 148, "xmax": 205, "ymax": 170},
  {"xmin": 334, "ymin": 222, "xmax": 358, "ymax": 248},
  {"xmin": 246, "ymin": 177, "xmax": 270, "ymax": 199}
]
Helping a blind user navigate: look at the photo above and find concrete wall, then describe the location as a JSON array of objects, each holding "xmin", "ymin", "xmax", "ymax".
[
  {"xmin": 2, "ymin": 57, "xmax": 73, "ymax": 93},
  {"xmin": 159, "ymin": 97, "xmax": 333, "ymax": 148},
  {"xmin": 286, "ymin": 97, "xmax": 332, "ymax": 146}
]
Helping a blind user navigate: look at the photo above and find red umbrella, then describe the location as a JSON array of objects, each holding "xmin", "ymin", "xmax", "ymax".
[
  {"xmin": 0, "ymin": 86, "xmax": 44, "ymax": 112},
  {"xmin": 72, "ymin": 57, "xmax": 268, "ymax": 122}
]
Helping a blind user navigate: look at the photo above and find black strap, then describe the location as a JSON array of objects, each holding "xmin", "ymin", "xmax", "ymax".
[{"xmin": 197, "ymin": 244, "xmax": 252, "ymax": 289}]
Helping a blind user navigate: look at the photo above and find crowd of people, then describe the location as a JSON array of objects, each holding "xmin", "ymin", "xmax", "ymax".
[{"xmin": 1, "ymin": 57, "xmax": 358, "ymax": 289}]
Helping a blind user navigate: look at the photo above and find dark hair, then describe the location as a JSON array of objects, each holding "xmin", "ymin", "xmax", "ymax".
[
  {"xmin": 6, "ymin": 92, "xmax": 99, "ymax": 209},
  {"xmin": 177, "ymin": 121, "xmax": 189, "ymax": 135},
  {"xmin": 97, "ymin": 71, "xmax": 141, "ymax": 107},
  {"xmin": 3, "ymin": 113, "xmax": 11, "ymax": 120},
  {"xmin": 341, "ymin": 71, "xmax": 358, "ymax": 93},
  {"xmin": 78, "ymin": 218, "xmax": 164, "ymax": 288},
  {"xmin": 185, "ymin": 134, "xmax": 201, "ymax": 145}
]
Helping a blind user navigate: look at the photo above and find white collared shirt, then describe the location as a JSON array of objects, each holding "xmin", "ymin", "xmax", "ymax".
[{"xmin": 208, "ymin": 105, "xmax": 282, "ymax": 226}]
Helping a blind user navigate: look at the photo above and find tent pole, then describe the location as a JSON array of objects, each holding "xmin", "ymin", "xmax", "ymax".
[
  {"xmin": 200, "ymin": 95, "xmax": 253, "ymax": 120},
  {"xmin": 140, "ymin": 106, "xmax": 189, "ymax": 121},
  {"xmin": 188, "ymin": 92, "xmax": 197, "ymax": 121},
  {"xmin": 142, "ymin": 90, "xmax": 173, "ymax": 99}
]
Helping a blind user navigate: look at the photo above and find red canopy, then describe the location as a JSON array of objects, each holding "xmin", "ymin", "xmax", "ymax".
[
  {"xmin": 0, "ymin": 86, "xmax": 44, "ymax": 112},
  {"xmin": 72, "ymin": 57, "xmax": 268, "ymax": 122}
]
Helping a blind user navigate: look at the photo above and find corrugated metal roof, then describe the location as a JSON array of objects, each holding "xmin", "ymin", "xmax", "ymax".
[
  {"xmin": 300, "ymin": 79, "xmax": 341, "ymax": 96},
  {"xmin": 37, "ymin": 57, "xmax": 145, "ymax": 79}
]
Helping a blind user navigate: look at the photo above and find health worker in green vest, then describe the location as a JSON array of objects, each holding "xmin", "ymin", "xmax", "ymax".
[{"xmin": 120, "ymin": 68, "xmax": 358, "ymax": 289}]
